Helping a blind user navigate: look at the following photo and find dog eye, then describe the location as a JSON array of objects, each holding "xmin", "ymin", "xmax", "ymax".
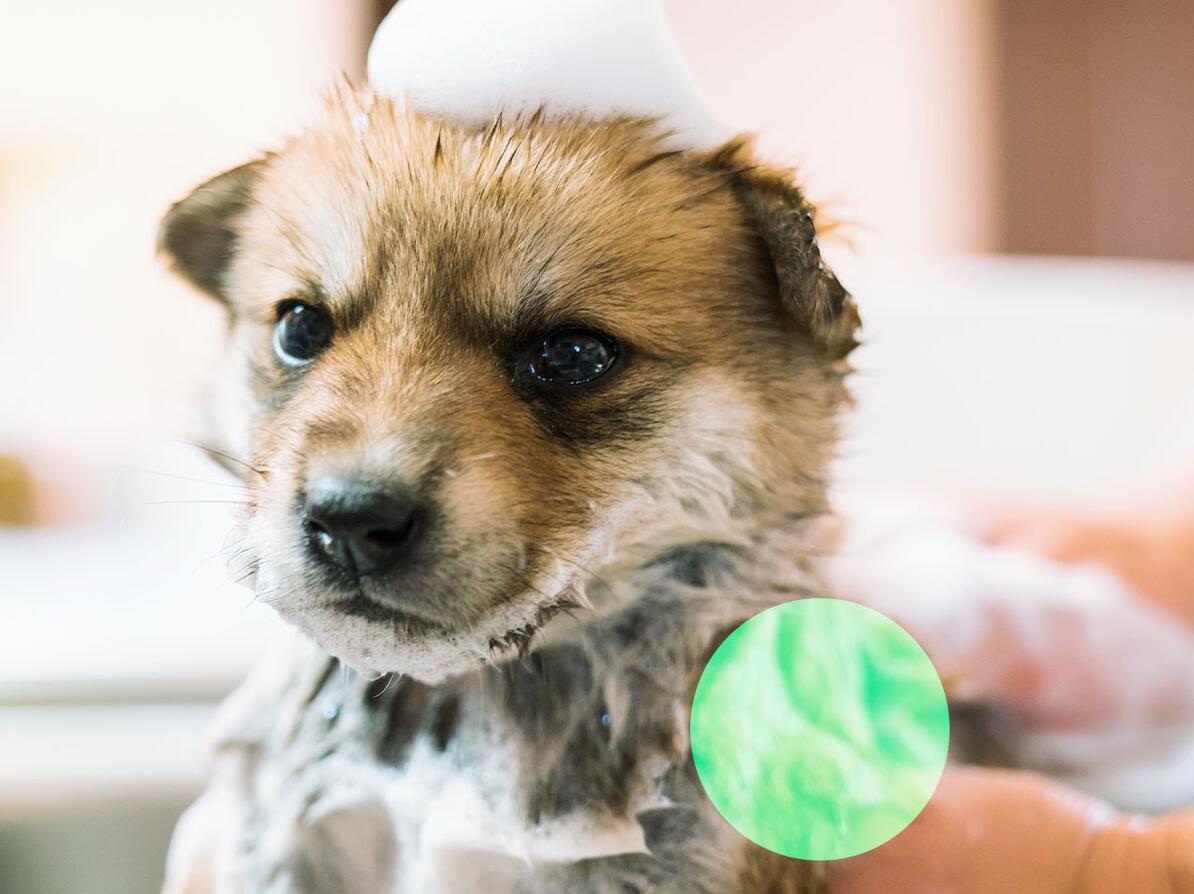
[
  {"xmin": 273, "ymin": 302, "xmax": 334, "ymax": 367},
  {"xmin": 527, "ymin": 329, "xmax": 620, "ymax": 386}
]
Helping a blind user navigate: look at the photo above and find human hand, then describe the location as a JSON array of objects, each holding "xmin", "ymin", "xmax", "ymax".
[
  {"xmin": 976, "ymin": 497, "xmax": 1194, "ymax": 629},
  {"xmin": 829, "ymin": 767, "xmax": 1194, "ymax": 893},
  {"xmin": 825, "ymin": 491, "xmax": 1194, "ymax": 891}
]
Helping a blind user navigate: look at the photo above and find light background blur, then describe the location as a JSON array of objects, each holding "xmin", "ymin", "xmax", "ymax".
[
  {"xmin": 1, "ymin": 1, "xmax": 1191, "ymax": 892},
  {"xmin": 2, "ymin": 0, "xmax": 1192, "ymax": 497}
]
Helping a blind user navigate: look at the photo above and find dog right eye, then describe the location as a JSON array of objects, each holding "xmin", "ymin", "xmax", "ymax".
[
  {"xmin": 273, "ymin": 301, "xmax": 334, "ymax": 367},
  {"xmin": 525, "ymin": 328, "xmax": 620, "ymax": 387}
]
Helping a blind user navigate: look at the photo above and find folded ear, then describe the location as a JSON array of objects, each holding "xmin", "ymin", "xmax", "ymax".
[
  {"xmin": 713, "ymin": 142, "xmax": 860, "ymax": 359},
  {"xmin": 158, "ymin": 160, "xmax": 265, "ymax": 304}
]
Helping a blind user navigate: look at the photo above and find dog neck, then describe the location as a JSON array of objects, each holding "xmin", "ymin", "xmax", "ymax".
[{"xmin": 534, "ymin": 510, "xmax": 835, "ymax": 683}]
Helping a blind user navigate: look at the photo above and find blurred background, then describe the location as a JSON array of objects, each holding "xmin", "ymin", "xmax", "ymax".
[{"xmin": 1, "ymin": 1, "xmax": 1191, "ymax": 891}]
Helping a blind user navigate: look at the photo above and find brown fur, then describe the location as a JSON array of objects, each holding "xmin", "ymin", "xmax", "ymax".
[{"xmin": 159, "ymin": 91, "xmax": 858, "ymax": 892}]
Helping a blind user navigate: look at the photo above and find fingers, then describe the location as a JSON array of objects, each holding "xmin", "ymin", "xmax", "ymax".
[
  {"xmin": 1076, "ymin": 808, "xmax": 1194, "ymax": 892},
  {"xmin": 828, "ymin": 768, "xmax": 1194, "ymax": 894},
  {"xmin": 832, "ymin": 496, "xmax": 1194, "ymax": 736},
  {"xmin": 828, "ymin": 768, "xmax": 1100, "ymax": 894},
  {"xmin": 970, "ymin": 501, "xmax": 1194, "ymax": 629}
]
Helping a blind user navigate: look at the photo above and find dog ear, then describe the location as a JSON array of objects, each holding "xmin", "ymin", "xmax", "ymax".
[
  {"xmin": 158, "ymin": 160, "xmax": 265, "ymax": 304},
  {"xmin": 713, "ymin": 142, "xmax": 860, "ymax": 359}
]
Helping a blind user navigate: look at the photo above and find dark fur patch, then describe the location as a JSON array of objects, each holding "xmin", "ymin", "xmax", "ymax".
[
  {"xmin": 647, "ymin": 543, "xmax": 742, "ymax": 588},
  {"xmin": 376, "ymin": 676, "xmax": 432, "ymax": 764},
  {"xmin": 524, "ymin": 381, "xmax": 670, "ymax": 449},
  {"xmin": 158, "ymin": 160, "xmax": 264, "ymax": 302},
  {"xmin": 497, "ymin": 644, "xmax": 635, "ymax": 823},
  {"xmin": 427, "ymin": 693, "xmax": 461, "ymax": 752}
]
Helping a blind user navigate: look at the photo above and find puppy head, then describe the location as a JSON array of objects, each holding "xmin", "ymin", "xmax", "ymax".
[{"xmin": 160, "ymin": 95, "xmax": 858, "ymax": 682}]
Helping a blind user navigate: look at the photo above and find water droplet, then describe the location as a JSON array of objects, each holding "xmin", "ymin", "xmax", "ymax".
[
  {"xmin": 600, "ymin": 713, "xmax": 612, "ymax": 728},
  {"xmin": 323, "ymin": 701, "xmax": 342, "ymax": 721}
]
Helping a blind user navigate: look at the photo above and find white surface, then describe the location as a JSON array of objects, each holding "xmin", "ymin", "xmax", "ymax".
[
  {"xmin": 368, "ymin": 0, "xmax": 722, "ymax": 148},
  {"xmin": 0, "ymin": 703, "xmax": 216, "ymax": 823},
  {"xmin": 0, "ymin": 444, "xmax": 285, "ymax": 705},
  {"xmin": 834, "ymin": 254, "xmax": 1194, "ymax": 506},
  {"xmin": 0, "ymin": 445, "xmax": 286, "ymax": 816}
]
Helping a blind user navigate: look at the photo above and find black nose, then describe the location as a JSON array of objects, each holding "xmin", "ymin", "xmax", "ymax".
[{"xmin": 303, "ymin": 478, "xmax": 425, "ymax": 575}]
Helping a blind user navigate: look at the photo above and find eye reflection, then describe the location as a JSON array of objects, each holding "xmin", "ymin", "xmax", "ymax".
[
  {"xmin": 273, "ymin": 302, "xmax": 334, "ymax": 367},
  {"xmin": 527, "ymin": 329, "xmax": 619, "ymax": 386}
]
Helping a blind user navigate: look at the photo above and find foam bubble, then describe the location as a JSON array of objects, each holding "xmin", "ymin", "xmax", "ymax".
[{"xmin": 368, "ymin": 0, "xmax": 724, "ymax": 148}]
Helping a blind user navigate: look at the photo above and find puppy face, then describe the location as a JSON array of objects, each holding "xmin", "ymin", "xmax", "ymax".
[{"xmin": 161, "ymin": 96, "xmax": 858, "ymax": 682}]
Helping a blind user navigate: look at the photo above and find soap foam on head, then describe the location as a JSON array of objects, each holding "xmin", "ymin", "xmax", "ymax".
[{"xmin": 367, "ymin": 0, "xmax": 724, "ymax": 149}]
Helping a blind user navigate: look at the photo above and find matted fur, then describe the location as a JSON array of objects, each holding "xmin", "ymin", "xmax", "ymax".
[{"xmin": 160, "ymin": 91, "xmax": 858, "ymax": 893}]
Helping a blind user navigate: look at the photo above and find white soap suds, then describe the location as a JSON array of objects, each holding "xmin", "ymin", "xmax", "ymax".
[
  {"xmin": 368, "ymin": 0, "xmax": 725, "ymax": 149},
  {"xmin": 829, "ymin": 491, "xmax": 1194, "ymax": 813}
]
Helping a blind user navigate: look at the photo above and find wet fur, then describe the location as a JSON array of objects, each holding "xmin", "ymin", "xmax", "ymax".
[{"xmin": 160, "ymin": 92, "xmax": 858, "ymax": 893}]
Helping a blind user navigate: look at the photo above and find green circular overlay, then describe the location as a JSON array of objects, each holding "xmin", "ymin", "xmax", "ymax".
[{"xmin": 690, "ymin": 598, "xmax": 949, "ymax": 861}]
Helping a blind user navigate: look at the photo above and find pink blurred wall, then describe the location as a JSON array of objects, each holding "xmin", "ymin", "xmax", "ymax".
[
  {"xmin": 664, "ymin": 0, "xmax": 1000, "ymax": 256},
  {"xmin": 999, "ymin": 0, "xmax": 1194, "ymax": 261}
]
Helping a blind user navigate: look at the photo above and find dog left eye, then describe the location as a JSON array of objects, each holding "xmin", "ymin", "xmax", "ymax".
[
  {"xmin": 527, "ymin": 329, "xmax": 620, "ymax": 386},
  {"xmin": 273, "ymin": 301, "xmax": 334, "ymax": 367}
]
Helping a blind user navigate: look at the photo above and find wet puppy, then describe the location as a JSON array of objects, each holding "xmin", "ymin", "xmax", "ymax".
[{"xmin": 159, "ymin": 91, "xmax": 858, "ymax": 893}]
